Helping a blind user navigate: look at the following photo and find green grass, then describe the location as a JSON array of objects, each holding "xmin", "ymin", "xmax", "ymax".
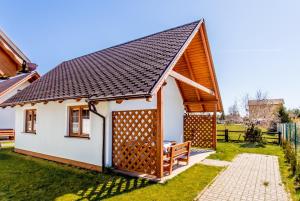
[
  {"xmin": 208, "ymin": 142, "xmax": 300, "ymax": 200},
  {"xmin": 0, "ymin": 148, "xmax": 222, "ymax": 201}
]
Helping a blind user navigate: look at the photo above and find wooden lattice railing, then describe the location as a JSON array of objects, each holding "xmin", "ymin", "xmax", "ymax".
[
  {"xmin": 184, "ymin": 113, "xmax": 216, "ymax": 148},
  {"xmin": 112, "ymin": 109, "xmax": 158, "ymax": 176}
]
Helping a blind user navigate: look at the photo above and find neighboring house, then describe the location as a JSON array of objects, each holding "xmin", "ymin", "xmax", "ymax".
[
  {"xmin": 0, "ymin": 72, "xmax": 40, "ymax": 129},
  {"xmin": 0, "ymin": 20, "xmax": 223, "ymax": 178},
  {"xmin": 0, "ymin": 28, "xmax": 37, "ymax": 78},
  {"xmin": 248, "ymin": 99, "xmax": 284, "ymax": 122}
]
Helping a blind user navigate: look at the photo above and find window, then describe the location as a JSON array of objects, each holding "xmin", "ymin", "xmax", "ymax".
[
  {"xmin": 25, "ymin": 109, "xmax": 36, "ymax": 133},
  {"xmin": 69, "ymin": 106, "xmax": 90, "ymax": 137}
]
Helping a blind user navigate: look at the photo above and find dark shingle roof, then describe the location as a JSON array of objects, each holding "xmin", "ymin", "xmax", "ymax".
[
  {"xmin": 0, "ymin": 74, "xmax": 30, "ymax": 95},
  {"xmin": 2, "ymin": 20, "xmax": 201, "ymax": 106}
]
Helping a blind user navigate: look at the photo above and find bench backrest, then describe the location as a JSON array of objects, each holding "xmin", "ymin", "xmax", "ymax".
[
  {"xmin": 170, "ymin": 141, "xmax": 191, "ymax": 158},
  {"xmin": 0, "ymin": 129, "xmax": 15, "ymax": 136}
]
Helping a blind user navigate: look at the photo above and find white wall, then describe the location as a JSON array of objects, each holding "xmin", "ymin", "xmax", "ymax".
[
  {"xmin": 15, "ymin": 100, "xmax": 108, "ymax": 166},
  {"xmin": 14, "ymin": 76, "xmax": 185, "ymax": 167},
  {"xmin": 0, "ymin": 81, "xmax": 30, "ymax": 129},
  {"xmin": 163, "ymin": 77, "xmax": 185, "ymax": 143}
]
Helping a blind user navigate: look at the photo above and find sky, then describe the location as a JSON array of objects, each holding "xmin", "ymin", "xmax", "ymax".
[{"xmin": 1, "ymin": 0, "xmax": 299, "ymax": 113}]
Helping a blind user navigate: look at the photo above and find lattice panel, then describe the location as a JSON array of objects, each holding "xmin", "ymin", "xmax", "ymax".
[
  {"xmin": 184, "ymin": 114, "xmax": 215, "ymax": 148},
  {"xmin": 112, "ymin": 109, "xmax": 158, "ymax": 176}
]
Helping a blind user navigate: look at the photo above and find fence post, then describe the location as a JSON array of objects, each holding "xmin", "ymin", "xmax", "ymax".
[
  {"xmin": 225, "ymin": 129, "xmax": 229, "ymax": 142},
  {"xmin": 295, "ymin": 123, "xmax": 297, "ymax": 154},
  {"xmin": 278, "ymin": 131, "xmax": 281, "ymax": 145}
]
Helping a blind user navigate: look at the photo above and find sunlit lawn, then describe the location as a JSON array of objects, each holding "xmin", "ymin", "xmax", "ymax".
[
  {"xmin": 0, "ymin": 148, "xmax": 222, "ymax": 201},
  {"xmin": 209, "ymin": 142, "xmax": 300, "ymax": 201}
]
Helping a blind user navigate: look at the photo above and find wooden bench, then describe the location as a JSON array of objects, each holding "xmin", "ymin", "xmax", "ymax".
[
  {"xmin": 163, "ymin": 141, "xmax": 191, "ymax": 175},
  {"xmin": 0, "ymin": 129, "xmax": 15, "ymax": 141}
]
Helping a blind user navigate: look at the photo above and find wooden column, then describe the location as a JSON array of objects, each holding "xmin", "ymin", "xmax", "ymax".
[
  {"xmin": 212, "ymin": 104, "xmax": 217, "ymax": 149},
  {"xmin": 156, "ymin": 87, "xmax": 164, "ymax": 178}
]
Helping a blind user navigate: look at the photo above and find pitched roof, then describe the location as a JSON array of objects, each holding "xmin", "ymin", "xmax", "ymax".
[
  {"xmin": 0, "ymin": 72, "xmax": 40, "ymax": 99},
  {"xmin": 1, "ymin": 20, "xmax": 202, "ymax": 106}
]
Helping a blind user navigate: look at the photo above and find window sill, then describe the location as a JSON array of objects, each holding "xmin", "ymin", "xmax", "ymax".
[
  {"xmin": 22, "ymin": 132, "xmax": 36, "ymax": 135},
  {"xmin": 64, "ymin": 135, "xmax": 90, "ymax": 140}
]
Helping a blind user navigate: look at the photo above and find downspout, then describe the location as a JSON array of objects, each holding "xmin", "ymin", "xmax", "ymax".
[{"xmin": 87, "ymin": 100, "xmax": 106, "ymax": 173}]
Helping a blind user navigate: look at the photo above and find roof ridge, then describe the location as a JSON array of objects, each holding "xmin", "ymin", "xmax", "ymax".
[{"xmin": 64, "ymin": 19, "xmax": 202, "ymax": 63}]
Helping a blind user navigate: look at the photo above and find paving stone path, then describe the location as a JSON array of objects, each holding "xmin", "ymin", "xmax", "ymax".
[{"xmin": 197, "ymin": 154, "xmax": 290, "ymax": 201}]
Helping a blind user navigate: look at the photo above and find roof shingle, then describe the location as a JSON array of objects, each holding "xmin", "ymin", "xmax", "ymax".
[
  {"xmin": 1, "ymin": 20, "xmax": 201, "ymax": 106},
  {"xmin": 0, "ymin": 74, "xmax": 30, "ymax": 95}
]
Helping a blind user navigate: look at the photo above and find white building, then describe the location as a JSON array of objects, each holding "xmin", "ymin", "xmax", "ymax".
[
  {"xmin": 1, "ymin": 20, "xmax": 223, "ymax": 178},
  {"xmin": 0, "ymin": 72, "xmax": 39, "ymax": 129}
]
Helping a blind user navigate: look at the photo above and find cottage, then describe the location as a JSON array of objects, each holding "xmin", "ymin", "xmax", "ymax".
[
  {"xmin": 1, "ymin": 19, "xmax": 223, "ymax": 179},
  {"xmin": 0, "ymin": 72, "xmax": 40, "ymax": 130},
  {"xmin": 0, "ymin": 29, "xmax": 37, "ymax": 78}
]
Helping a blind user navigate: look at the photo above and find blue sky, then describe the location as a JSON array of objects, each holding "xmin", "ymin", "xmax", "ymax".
[{"xmin": 1, "ymin": 0, "xmax": 299, "ymax": 113}]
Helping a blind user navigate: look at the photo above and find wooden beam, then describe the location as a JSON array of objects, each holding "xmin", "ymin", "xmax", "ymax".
[
  {"xmin": 146, "ymin": 97, "xmax": 152, "ymax": 102},
  {"xmin": 169, "ymin": 70, "xmax": 215, "ymax": 96},
  {"xmin": 76, "ymin": 98, "xmax": 81, "ymax": 102},
  {"xmin": 115, "ymin": 99, "xmax": 124, "ymax": 104},
  {"xmin": 43, "ymin": 101, "xmax": 48, "ymax": 105},
  {"xmin": 156, "ymin": 87, "xmax": 164, "ymax": 178},
  {"xmin": 58, "ymin": 100, "xmax": 64, "ymax": 103},
  {"xmin": 183, "ymin": 52, "xmax": 204, "ymax": 111},
  {"xmin": 184, "ymin": 100, "xmax": 218, "ymax": 105},
  {"xmin": 212, "ymin": 104, "xmax": 217, "ymax": 149}
]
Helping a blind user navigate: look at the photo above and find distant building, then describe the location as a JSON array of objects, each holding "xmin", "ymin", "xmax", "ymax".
[{"xmin": 248, "ymin": 99, "xmax": 284, "ymax": 123}]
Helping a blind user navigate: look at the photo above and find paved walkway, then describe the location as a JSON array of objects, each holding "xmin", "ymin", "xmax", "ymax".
[{"xmin": 197, "ymin": 154, "xmax": 290, "ymax": 201}]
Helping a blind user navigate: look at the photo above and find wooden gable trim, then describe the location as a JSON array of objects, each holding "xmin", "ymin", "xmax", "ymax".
[
  {"xmin": 199, "ymin": 22, "xmax": 223, "ymax": 112},
  {"xmin": 169, "ymin": 70, "xmax": 215, "ymax": 96},
  {"xmin": 0, "ymin": 29, "xmax": 30, "ymax": 63},
  {"xmin": 0, "ymin": 72, "xmax": 40, "ymax": 98}
]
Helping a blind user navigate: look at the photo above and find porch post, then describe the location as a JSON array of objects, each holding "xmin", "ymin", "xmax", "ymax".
[
  {"xmin": 212, "ymin": 104, "xmax": 217, "ymax": 149},
  {"xmin": 157, "ymin": 87, "xmax": 164, "ymax": 178}
]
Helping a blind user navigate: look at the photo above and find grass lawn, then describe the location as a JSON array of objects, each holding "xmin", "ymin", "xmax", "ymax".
[
  {"xmin": 208, "ymin": 142, "xmax": 300, "ymax": 201},
  {"xmin": 0, "ymin": 148, "xmax": 222, "ymax": 201}
]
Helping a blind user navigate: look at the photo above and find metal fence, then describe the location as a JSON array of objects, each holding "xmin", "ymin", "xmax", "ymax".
[{"xmin": 277, "ymin": 123, "xmax": 300, "ymax": 152}]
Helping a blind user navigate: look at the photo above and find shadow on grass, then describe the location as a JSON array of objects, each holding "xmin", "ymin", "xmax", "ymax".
[
  {"xmin": 239, "ymin": 143, "xmax": 266, "ymax": 148},
  {"xmin": 0, "ymin": 149, "xmax": 154, "ymax": 201},
  {"xmin": 55, "ymin": 175, "xmax": 153, "ymax": 201}
]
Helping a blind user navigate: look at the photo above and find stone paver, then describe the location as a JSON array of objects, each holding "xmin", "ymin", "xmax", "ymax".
[{"xmin": 197, "ymin": 154, "xmax": 290, "ymax": 201}]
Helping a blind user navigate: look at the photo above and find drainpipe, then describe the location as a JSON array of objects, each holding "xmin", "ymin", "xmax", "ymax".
[{"xmin": 87, "ymin": 100, "xmax": 106, "ymax": 173}]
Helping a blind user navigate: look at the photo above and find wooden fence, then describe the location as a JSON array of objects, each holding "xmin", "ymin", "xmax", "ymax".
[
  {"xmin": 184, "ymin": 114, "xmax": 216, "ymax": 148},
  {"xmin": 217, "ymin": 129, "xmax": 281, "ymax": 144},
  {"xmin": 112, "ymin": 109, "xmax": 158, "ymax": 177}
]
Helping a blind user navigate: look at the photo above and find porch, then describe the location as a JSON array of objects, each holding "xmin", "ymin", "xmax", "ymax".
[
  {"xmin": 110, "ymin": 22, "xmax": 222, "ymax": 180},
  {"xmin": 113, "ymin": 148, "xmax": 215, "ymax": 183}
]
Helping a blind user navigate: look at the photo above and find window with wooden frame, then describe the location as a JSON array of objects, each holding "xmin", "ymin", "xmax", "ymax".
[
  {"xmin": 69, "ymin": 106, "xmax": 90, "ymax": 138},
  {"xmin": 25, "ymin": 109, "xmax": 37, "ymax": 133}
]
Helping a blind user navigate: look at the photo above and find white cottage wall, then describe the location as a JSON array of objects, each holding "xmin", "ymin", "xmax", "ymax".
[
  {"xmin": 14, "ymin": 76, "xmax": 185, "ymax": 169},
  {"xmin": 0, "ymin": 81, "xmax": 30, "ymax": 129}
]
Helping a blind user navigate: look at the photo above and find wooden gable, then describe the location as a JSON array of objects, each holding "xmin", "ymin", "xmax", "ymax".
[{"xmin": 172, "ymin": 22, "xmax": 223, "ymax": 113}]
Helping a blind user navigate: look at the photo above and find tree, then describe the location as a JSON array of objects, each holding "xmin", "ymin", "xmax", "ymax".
[
  {"xmin": 226, "ymin": 101, "xmax": 241, "ymax": 123},
  {"xmin": 277, "ymin": 106, "xmax": 291, "ymax": 123}
]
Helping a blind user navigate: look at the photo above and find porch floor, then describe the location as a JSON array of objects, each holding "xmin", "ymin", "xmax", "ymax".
[
  {"xmin": 159, "ymin": 148, "xmax": 215, "ymax": 183},
  {"xmin": 113, "ymin": 148, "xmax": 215, "ymax": 183}
]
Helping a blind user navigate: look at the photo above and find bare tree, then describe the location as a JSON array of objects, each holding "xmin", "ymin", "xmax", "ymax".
[{"xmin": 226, "ymin": 100, "xmax": 242, "ymax": 123}]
